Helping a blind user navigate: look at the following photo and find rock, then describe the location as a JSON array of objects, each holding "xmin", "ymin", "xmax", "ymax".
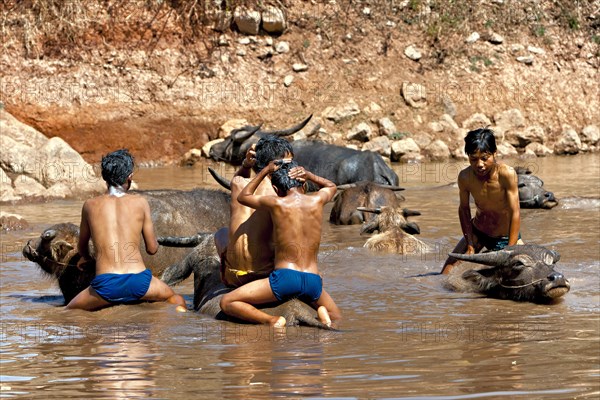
[
  {"xmin": 0, "ymin": 168, "xmax": 19, "ymax": 202},
  {"xmin": 275, "ymin": 41, "xmax": 290, "ymax": 53},
  {"xmin": 412, "ymin": 132, "xmax": 433, "ymax": 149},
  {"xmin": 233, "ymin": 7, "xmax": 261, "ymax": 35},
  {"xmin": 283, "ymin": 75, "xmax": 294, "ymax": 87},
  {"xmin": 391, "ymin": 138, "xmax": 421, "ymax": 162},
  {"xmin": 13, "ymin": 175, "xmax": 46, "ymax": 198},
  {"xmin": 181, "ymin": 148, "xmax": 203, "ymax": 166},
  {"xmin": 525, "ymin": 142, "xmax": 553, "ymax": 157},
  {"xmin": 496, "ymin": 142, "xmax": 518, "ymax": 158},
  {"xmin": 428, "ymin": 122, "xmax": 444, "ymax": 133},
  {"xmin": 238, "ymin": 37, "xmax": 251, "ymax": 45},
  {"xmin": 264, "ymin": 37, "xmax": 273, "ymax": 46},
  {"xmin": 462, "ymin": 113, "xmax": 492, "ymax": 130},
  {"xmin": 218, "ymin": 35, "xmax": 230, "ymax": 46},
  {"xmin": 488, "ymin": 32, "xmax": 504, "ymax": 44},
  {"xmin": 554, "ymin": 126, "xmax": 581, "ymax": 155},
  {"xmin": 377, "ymin": 118, "xmax": 397, "ymax": 137},
  {"xmin": 517, "ymin": 56, "xmax": 534, "ymax": 65},
  {"xmin": 201, "ymin": 139, "xmax": 224, "ymax": 159},
  {"xmin": 452, "ymin": 147, "xmax": 468, "ymax": 160},
  {"xmin": 363, "ymin": 102, "xmax": 383, "ymax": 115},
  {"xmin": 424, "ymin": 140, "xmax": 450, "ymax": 161},
  {"xmin": 510, "ymin": 44, "xmax": 525, "ymax": 54},
  {"xmin": 205, "ymin": 1, "xmax": 232, "ymax": 32},
  {"xmin": 323, "ymin": 100, "xmax": 360, "ymax": 123},
  {"xmin": 581, "ymin": 125, "xmax": 600, "ymax": 145},
  {"xmin": 0, "ymin": 211, "xmax": 28, "ymax": 230},
  {"xmin": 442, "ymin": 96, "xmax": 457, "ymax": 118},
  {"xmin": 527, "ymin": 45, "xmax": 545, "ymax": 55},
  {"xmin": 362, "ymin": 136, "xmax": 391, "ymax": 158},
  {"xmin": 346, "ymin": 122, "xmax": 372, "ymax": 142},
  {"xmin": 401, "ymin": 82, "xmax": 427, "ymax": 108},
  {"xmin": 292, "ymin": 63, "xmax": 308, "ymax": 72},
  {"xmin": 493, "ymin": 109, "xmax": 526, "ymax": 142},
  {"xmin": 506, "ymin": 125, "xmax": 547, "ymax": 147},
  {"xmin": 404, "ymin": 45, "xmax": 422, "ymax": 61},
  {"xmin": 465, "ymin": 32, "xmax": 480, "ymax": 43},
  {"xmin": 261, "ymin": 6, "xmax": 286, "ymax": 34},
  {"xmin": 218, "ymin": 119, "xmax": 248, "ymax": 138}
]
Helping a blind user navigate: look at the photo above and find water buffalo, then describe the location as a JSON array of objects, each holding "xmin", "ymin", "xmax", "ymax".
[
  {"xmin": 157, "ymin": 233, "xmax": 334, "ymax": 329},
  {"xmin": 443, "ymin": 244, "xmax": 570, "ymax": 302},
  {"xmin": 330, "ymin": 181, "xmax": 406, "ymax": 225},
  {"xmin": 359, "ymin": 206, "xmax": 426, "ymax": 254},
  {"xmin": 22, "ymin": 188, "xmax": 230, "ymax": 303},
  {"xmin": 208, "ymin": 115, "xmax": 399, "ymax": 187},
  {"xmin": 516, "ymin": 167, "xmax": 558, "ymax": 209}
]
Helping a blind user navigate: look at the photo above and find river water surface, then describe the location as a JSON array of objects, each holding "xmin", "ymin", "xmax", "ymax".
[{"xmin": 1, "ymin": 154, "xmax": 599, "ymax": 399}]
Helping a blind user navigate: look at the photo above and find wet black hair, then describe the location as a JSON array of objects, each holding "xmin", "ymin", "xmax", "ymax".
[
  {"xmin": 254, "ymin": 135, "xmax": 294, "ymax": 172},
  {"xmin": 271, "ymin": 160, "xmax": 303, "ymax": 195},
  {"xmin": 464, "ymin": 128, "xmax": 497, "ymax": 155},
  {"xmin": 101, "ymin": 149, "xmax": 134, "ymax": 187}
]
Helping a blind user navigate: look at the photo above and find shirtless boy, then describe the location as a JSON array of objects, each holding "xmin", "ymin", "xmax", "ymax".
[
  {"xmin": 66, "ymin": 149, "xmax": 186, "ymax": 311},
  {"xmin": 214, "ymin": 136, "xmax": 293, "ymax": 287},
  {"xmin": 441, "ymin": 128, "xmax": 523, "ymax": 275},
  {"xmin": 219, "ymin": 160, "xmax": 342, "ymax": 328}
]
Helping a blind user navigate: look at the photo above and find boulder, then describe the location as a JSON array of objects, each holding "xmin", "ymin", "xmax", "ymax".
[
  {"xmin": 346, "ymin": 122, "xmax": 372, "ymax": 142},
  {"xmin": 525, "ymin": 142, "xmax": 553, "ymax": 157},
  {"xmin": 581, "ymin": 125, "xmax": 600, "ymax": 145},
  {"xmin": 506, "ymin": 125, "xmax": 547, "ymax": 148},
  {"xmin": 377, "ymin": 117, "xmax": 397, "ymax": 137},
  {"xmin": 424, "ymin": 140, "xmax": 450, "ymax": 161},
  {"xmin": 13, "ymin": 175, "xmax": 47, "ymax": 198},
  {"xmin": 462, "ymin": 113, "xmax": 492, "ymax": 130},
  {"xmin": 202, "ymin": 139, "xmax": 224, "ymax": 158},
  {"xmin": 218, "ymin": 119, "xmax": 248, "ymax": 138},
  {"xmin": 554, "ymin": 126, "xmax": 581, "ymax": 155},
  {"xmin": 391, "ymin": 138, "xmax": 421, "ymax": 162},
  {"xmin": 493, "ymin": 109, "xmax": 526, "ymax": 142},
  {"xmin": 261, "ymin": 6, "xmax": 286, "ymax": 34},
  {"xmin": 323, "ymin": 100, "xmax": 360, "ymax": 123},
  {"xmin": 404, "ymin": 45, "xmax": 422, "ymax": 61},
  {"xmin": 412, "ymin": 132, "xmax": 433, "ymax": 149},
  {"xmin": 401, "ymin": 82, "xmax": 427, "ymax": 109},
  {"xmin": 182, "ymin": 148, "xmax": 203, "ymax": 166},
  {"xmin": 0, "ymin": 168, "xmax": 19, "ymax": 202},
  {"xmin": 362, "ymin": 136, "xmax": 391, "ymax": 158},
  {"xmin": 496, "ymin": 142, "xmax": 518, "ymax": 158},
  {"xmin": 0, "ymin": 211, "xmax": 29, "ymax": 231},
  {"xmin": 233, "ymin": 7, "xmax": 261, "ymax": 35}
]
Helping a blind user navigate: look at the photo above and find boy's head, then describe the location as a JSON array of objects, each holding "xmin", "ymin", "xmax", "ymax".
[
  {"xmin": 271, "ymin": 160, "xmax": 303, "ymax": 196},
  {"xmin": 464, "ymin": 128, "xmax": 497, "ymax": 156},
  {"xmin": 254, "ymin": 135, "xmax": 294, "ymax": 172},
  {"xmin": 101, "ymin": 149, "xmax": 134, "ymax": 187}
]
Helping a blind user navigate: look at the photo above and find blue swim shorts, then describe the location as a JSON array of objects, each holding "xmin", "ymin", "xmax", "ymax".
[
  {"xmin": 91, "ymin": 269, "xmax": 152, "ymax": 304},
  {"xmin": 269, "ymin": 269, "xmax": 323, "ymax": 303},
  {"xmin": 472, "ymin": 223, "xmax": 521, "ymax": 252}
]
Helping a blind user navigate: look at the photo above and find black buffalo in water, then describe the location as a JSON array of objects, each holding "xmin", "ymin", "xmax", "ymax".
[
  {"xmin": 330, "ymin": 181, "xmax": 406, "ymax": 225},
  {"xmin": 516, "ymin": 167, "xmax": 558, "ymax": 209},
  {"xmin": 23, "ymin": 188, "xmax": 230, "ymax": 303},
  {"xmin": 157, "ymin": 233, "xmax": 334, "ymax": 329},
  {"xmin": 209, "ymin": 115, "xmax": 399, "ymax": 187},
  {"xmin": 443, "ymin": 244, "xmax": 570, "ymax": 303}
]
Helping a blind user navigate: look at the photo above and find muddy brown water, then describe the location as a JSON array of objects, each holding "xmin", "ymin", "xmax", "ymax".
[{"xmin": 1, "ymin": 154, "xmax": 599, "ymax": 399}]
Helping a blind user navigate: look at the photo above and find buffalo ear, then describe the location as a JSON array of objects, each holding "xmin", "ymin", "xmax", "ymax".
[
  {"xmin": 54, "ymin": 240, "xmax": 74, "ymax": 255},
  {"xmin": 462, "ymin": 267, "xmax": 495, "ymax": 285}
]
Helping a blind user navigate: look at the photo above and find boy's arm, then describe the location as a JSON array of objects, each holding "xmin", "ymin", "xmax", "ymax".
[
  {"xmin": 457, "ymin": 171, "xmax": 475, "ymax": 254},
  {"xmin": 233, "ymin": 145, "xmax": 256, "ymax": 179},
  {"xmin": 500, "ymin": 166, "xmax": 521, "ymax": 246},
  {"xmin": 305, "ymin": 170, "xmax": 337, "ymax": 203},
  {"xmin": 141, "ymin": 198, "xmax": 159, "ymax": 255},
  {"xmin": 77, "ymin": 202, "xmax": 93, "ymax": 270},
  {"xmin": 237, "ymin": 162, "xmax": 277, "ymax": 209}
]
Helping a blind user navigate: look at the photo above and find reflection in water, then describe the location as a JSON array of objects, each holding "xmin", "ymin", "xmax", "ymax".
[{"xmin": 1, "ymin": 154, "xmax": 598, "ymax": 398}]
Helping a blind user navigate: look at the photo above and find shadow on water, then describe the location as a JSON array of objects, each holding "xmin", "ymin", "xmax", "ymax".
[{"xmin": 8, "ymin": 294, "xmax": 65, "ymax": 306}]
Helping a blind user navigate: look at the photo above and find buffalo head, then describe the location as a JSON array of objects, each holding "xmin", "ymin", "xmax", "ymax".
[
  {"xmin": 209, "ymin": 115, "xmax": 313, "ymax": 165},
  {"xmin": 516, "ymin": 168, "xmax": 558, "ymax": 209},
  {"xmin": 358, "ymin": 206, "xmax": 427, "ymax": 254},
  {"xmin": 23, "ymin": 223, "xmax": 95, "ymax": 304},
  {"xmin": 446, "ymin": 244, "xmax": 570, "ymax": 302}
]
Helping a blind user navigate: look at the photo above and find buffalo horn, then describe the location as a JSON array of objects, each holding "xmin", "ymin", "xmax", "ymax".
[
  {"xmin": 260, "ymin": 114, "xmax": 313, "ymax": 137},
  {"xmin": 360, "ymin": 218, "xmax": 380, "ymax": 235},
  {"xmin": 208, "ymin": 167, "xmax": 231, "ymax": 190},
  {"xmin": 402, "ymin": 208, "xmax": 421, "ymax": 217},
  {"xmin": 357, "ymin": 207, "xmax": 382, "ymax": 214},
  {"xmin": 232, "ymin": 124, "xmax": 262, "ymax": 143},
  {"xmin": 448, "ymin": 249, "xmax": 513, "ymax": 267},
  {"xmin": 158, "ymin": 233, "xmax": 211, "ymax": 247}
]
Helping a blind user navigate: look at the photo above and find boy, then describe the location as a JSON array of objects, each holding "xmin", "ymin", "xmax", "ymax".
[
  {"xmin": 214, "ymin": 136, "xmax": 293, "ymax": 287},
  {"xmin": 219, "ymin": 160, "xmax": 342, "ymax": 328},
  {"xmin": 441, "ymin": 128, "xmax": 523, "ymax": 274},
  {"xmin": 66, "ymin": 149, "xmax": 186, "ymax": 311}
]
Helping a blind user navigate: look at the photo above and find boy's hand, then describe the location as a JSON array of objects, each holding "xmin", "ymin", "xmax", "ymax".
[
  {"xmin": 242, "ymin": 145, "xmax": 257, "ymax": 169},
  {"xmin": 76, "ymin": 256, "xmax": 93, "ymax": 271},
  {"xmin": 288, "ymin": 165, "xmax": 307, "ymax": 182}
]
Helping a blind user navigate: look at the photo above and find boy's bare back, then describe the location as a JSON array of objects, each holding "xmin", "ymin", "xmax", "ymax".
[{"xmin": 80, "ymin": 192, "xmax": 158, "ymax": 275}]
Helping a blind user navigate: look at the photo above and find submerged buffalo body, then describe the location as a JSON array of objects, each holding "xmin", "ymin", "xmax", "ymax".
[
  {"xmin": 156, "ymin": 233, "xmax": 333, "ymax": 329},
  {"xmin": 516, "ymin": 168, "xmax": 558, "ymax": 209},
  {"xmin": 443, "ymin": 244, "xmax": 570, "ymax": 302},
  {"xmin": 23, "ymin": 188, "xmax": 230, "ymax": 303},
  {"xmin": 209, "ymin": 115, "xmax": 399, "ymax": 187},
  {"xmin": 330, "ymin": 182, "xmax": 405, "ymax": 225}
]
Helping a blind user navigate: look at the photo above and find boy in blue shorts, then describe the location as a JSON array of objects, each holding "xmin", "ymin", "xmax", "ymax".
[{"xmin": 219, "ymin": 160, "xmax": 341, "ymax": 328}]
